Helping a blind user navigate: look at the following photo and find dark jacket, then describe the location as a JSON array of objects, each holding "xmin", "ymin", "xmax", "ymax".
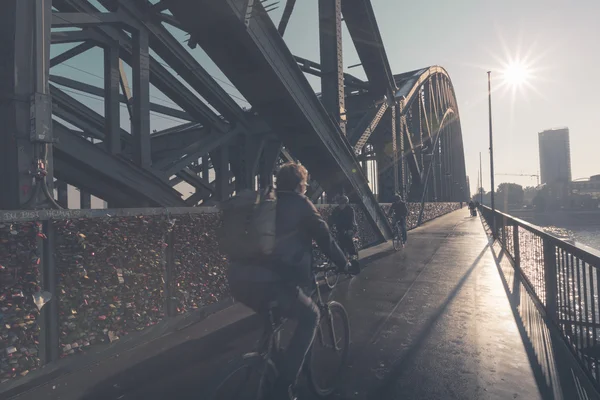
[
  {"xmin": 228, "ymin": 190, "xmax": 347, "ymax": 286},
  {"xmin": 390, "ymin": 201, "xmax": 408, "ymax": 219},
  {"xmin": 330, "ymin": 205, "xmax": 357, "ymax": 233}
]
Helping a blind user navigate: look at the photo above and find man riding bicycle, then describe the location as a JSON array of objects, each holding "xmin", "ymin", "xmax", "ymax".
[
  {"xmin": 388, "ymin": 194, "xmax": 408, "ymax": 245},
  {"xmin": 227, "ymin": 162, "xmax": 351, "ymax": 400},
  {"xmin": 329, "ymin": 195, "xmax": 359, "ymax": 260}
]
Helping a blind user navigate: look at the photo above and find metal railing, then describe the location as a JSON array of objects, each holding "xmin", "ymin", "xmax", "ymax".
[{"xmin": 479, "ymin": 205, "xmax": 600, "ymax": 389}]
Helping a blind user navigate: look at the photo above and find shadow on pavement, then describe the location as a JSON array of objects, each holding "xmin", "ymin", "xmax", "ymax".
[
  {"xmin": 79, "ymin": 315, "xmax": 262, "ymax": 400},
  {"xmin": 367, "ymin": 244, "xmax": 490, "ymax": 399},
  {"xmin": 489, "ymin": 242, "xmax": 600, "ymax": 400}
]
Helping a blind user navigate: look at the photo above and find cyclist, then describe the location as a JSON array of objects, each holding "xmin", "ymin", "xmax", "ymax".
[
  {"xmin": 227, "ymin": 162, "xmax": 350, "ymax": 400},
  {"xmin": 388, "ymin": 194, "xmax": 408, "ymax": 245},
  {"xmin": 329, "ymin": 195, "xmax": 359, "ymax": 261}
]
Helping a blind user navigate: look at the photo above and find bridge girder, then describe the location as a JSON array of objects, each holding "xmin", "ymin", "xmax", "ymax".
[{"xmin": 0, "ymin": 0, "xmax": 468, "ymax": 240}]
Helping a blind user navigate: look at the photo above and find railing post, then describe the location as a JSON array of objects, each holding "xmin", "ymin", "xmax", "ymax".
[
  {"xmin": 543, "ymin": 238, "xmax": 558, "ymax": 322},
  {"xmin": 513, "ymin": 224, "xmax": 520, "ymax": 267},
  {"xmin": 164, "ymin": 222, "xmax": 176, "ymax": 317},
  {"xmin": 39, "ymin": 220, "xmax": 59, "ymax": 364}
]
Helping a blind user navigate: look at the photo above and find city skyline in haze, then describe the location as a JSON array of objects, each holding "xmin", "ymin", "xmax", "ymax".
[{"xmin": 51, "ymin": 0, "xmax": 600, "ymax": 199}]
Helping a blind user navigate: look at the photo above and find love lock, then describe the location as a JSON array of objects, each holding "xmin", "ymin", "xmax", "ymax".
[{"xmin": 32, "ymin": 291, "xmax": 52, "ymax": 311}]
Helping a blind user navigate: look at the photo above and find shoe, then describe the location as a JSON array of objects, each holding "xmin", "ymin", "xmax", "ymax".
[{"xmin": 271, "ymin": 380, "xmax": 296, "ymax": 400}]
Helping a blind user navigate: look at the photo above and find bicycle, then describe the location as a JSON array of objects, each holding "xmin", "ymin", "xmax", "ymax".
[
  {"xmin": 392, "ymin": 220, "xmax": 406, "ymax": 251},
  {"xmin": 210, "ymin": 264, "xmax": 351, "ymax": 400},
  {"xmin": 324, "ymin": 235, "xmax": 360, "ymax": 289}
]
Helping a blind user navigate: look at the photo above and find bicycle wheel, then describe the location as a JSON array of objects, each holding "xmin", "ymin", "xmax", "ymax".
[
  {"xmin": 306, "ymin": 301, "xmax": 350, "ymax": 397},
  {"xmin": 209, "ymin": 353, "xmax": 276, "ymax": 400},
  {"xmin": 392, "ymin": 231, "xmax": 401, "ymax": 251}
]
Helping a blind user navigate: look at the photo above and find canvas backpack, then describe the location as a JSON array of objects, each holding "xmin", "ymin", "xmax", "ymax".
[{"xmin": 217, "ymin": 187, "xmax": 277, "ymax": 261}]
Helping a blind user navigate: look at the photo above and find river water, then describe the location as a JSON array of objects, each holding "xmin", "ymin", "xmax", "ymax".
[{"xmin": 541, "ymin": 226, "xmax": 600, "ymax": 252}]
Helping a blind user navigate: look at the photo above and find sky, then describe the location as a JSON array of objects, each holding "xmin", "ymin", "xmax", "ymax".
[{"xmin": 51, "ymin": 0, "xmax": 600, "ymax": 202}]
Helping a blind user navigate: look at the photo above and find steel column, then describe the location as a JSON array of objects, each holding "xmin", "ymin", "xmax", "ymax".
[
  {"xmin": 104, "ymin": 42, "xmax": 121, "ymax": 154},
  {"xmin": 0, "ymin": 0, "xmax": 54, "ymax": 209},
  {"xmin": 319, "ymin": 0, "xmax": 346, "ymax": 134},
  {"xmin": 39, "ymin": 220, "xmax": 59, "ymax": 364},
  {"xmin": 80, "ymin": 190, "xmax": 92, "ymax": 209},
  {"xmin": 56, "ymin": 180, "xmax": 69, "ymax": 207},
  {"xmin": 132, "ymin": 30, "xmax": 151, "ymax": 168}
]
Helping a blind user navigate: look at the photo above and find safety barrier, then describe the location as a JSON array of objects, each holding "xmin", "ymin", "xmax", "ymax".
[{"xmin": 479, "ymin": 205, "xmax": 600, "ymax": 390}]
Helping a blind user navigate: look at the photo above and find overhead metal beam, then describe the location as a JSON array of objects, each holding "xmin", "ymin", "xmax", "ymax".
[
  {"xmin": 49, "ymin": 75, "xmax": 192, "ymax": 120},
  {"xmin": 319, "ymin": 0, "xmax": 346, "ymax": 134},
  {"xmin": 155, "ymin": 128, "xmax": 240, "ymax": 176},
  {"xmin": 52, "ymin": 0, "xmax": 227, "ymax": 131},
  {"xmin": 51, "ymin": 30, "xmax": 107, "ymax": 44},
  {"xmin": 278, "ymin": 0, "xmax": 297, "ymax": 36},
  {"xmin": 50, "ymin": 41, "xmax": 95, "ymax": 67},
  {"xmin": 294, "ymin": 55, "xmax": 368, "ymax": 90},
  {"xmin": 349, "ymin": 100, "xmax": 389, "ymax": 151},
  {"xmin": 51, "ymin": 12, "xmax": 123, "ymax": 27},
  {"xmin": 167, "ymin": 0, "xmax": 391, "ymax": 236},
  {"xmin": 341, "ymin": 0, "xmax": 396, "ymax": 97},
  {"xmin": 53, "ymin": 122, "xmax": 186, "ymax": 207},
  {"xmin": 50, "ymin": 84, "xmax": 129, "ymax": 141},
  {"xmin": 99, "ymin": 0, "xmax": 248, "ymax": 126}
]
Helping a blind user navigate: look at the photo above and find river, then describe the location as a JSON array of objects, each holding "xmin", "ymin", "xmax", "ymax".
[{"xmin": 506, "ymin": 209, "xmax": 600, "ymax": 251}]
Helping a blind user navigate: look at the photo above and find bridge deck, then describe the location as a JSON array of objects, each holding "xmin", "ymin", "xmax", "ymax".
[{"xmin": 11, "ymin": 210, "xmax": 589, "ymax": 399}]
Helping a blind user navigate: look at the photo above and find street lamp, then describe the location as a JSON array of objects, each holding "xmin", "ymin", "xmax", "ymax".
[{"xmin": 487, "ymin": 72, "xmax": 496, "ymax": 213}]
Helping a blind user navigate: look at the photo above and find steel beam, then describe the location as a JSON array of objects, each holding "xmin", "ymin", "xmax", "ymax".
[
  {"xmin": 50, "ymin": 41, "xmax": 95, "ymax": 67},
  {"xmin": 1, "ymin": 0, "xmax": 55, "ymax": 209},
  {"xmin": 319, "ymin": 0, "xmax": 346, "ymax": 134},
  {"xmin": 104, "ymin": 43, "xmax": 121, "ymax": 154},
  {"xmin": 51, "ymin": 30, "xmax": 108, "ymax": 45},
  {"xmin": 101, "ymin": 0, "xmax": 248, "ymax": 126},
  {"xmin": 167, "ymin": 0, "xmax": 392, "ymax": 239},
  {"xmin": 132, "ymin": 29, "xmax": 151, "ymax": 168},
  {"xmin": 49, "ymin": 75, "xmax": 192, "ymax": 120},
  {"xmin": 51, "ymin": 12, "xmax": 123, "ymax": 27},
  {"xmin": 52, "ymin": 0, "xmax": 227, "ymax": 131},
  {"xmin": 50, "ymin": 84, "xmax": 129, "ymax": 141},
  {"xmin": 56, "ymin": 180, "xmax": 69, "ymax": 207},
  {"xmin": 259, "ymin": 139, "xmax": 282, "ymax": 189},
  {"xmin": 341, "ymin": 0, "xmax": 396, "ymax": 97},
  {"xmin": 293, "ymin": 55, "xmax": 368, "ymax": 90},
  {"xmin": 349, "ymin": 100, "xmax": 389, "ymax": 151},
  {"xmin": 53, "ymin": 122, "xmax": 186, "ymax": 207},
  {"xmin": 154, "ymin": 128, "xmax": 239, "ymax": 177}
]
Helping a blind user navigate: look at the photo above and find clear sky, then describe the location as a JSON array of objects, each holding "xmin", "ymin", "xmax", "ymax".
[{"xmin": 52, "ymin": 0, "xmax": 600, "ymax": 198}]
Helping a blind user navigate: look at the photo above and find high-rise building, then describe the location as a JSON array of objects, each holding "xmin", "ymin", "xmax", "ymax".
[{"xmin": 538, "ymin": 127, "xmax": 571, "ymax": 185}]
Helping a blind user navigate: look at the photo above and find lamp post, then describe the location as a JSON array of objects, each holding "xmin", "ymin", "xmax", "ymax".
[{"xmin": 487, "ymin": 71, "xmax": 496, "ymax": 234}]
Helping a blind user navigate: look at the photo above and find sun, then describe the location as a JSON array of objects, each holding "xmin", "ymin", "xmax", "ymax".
[{"xmin": 502, "ymin": 61, "xmax": 530, "ymax": 87}]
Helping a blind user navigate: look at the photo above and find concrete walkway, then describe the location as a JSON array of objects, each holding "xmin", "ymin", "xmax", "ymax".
[{"xmin": 12, "ymin": 210, "xmax": 595, "ymax": 399}]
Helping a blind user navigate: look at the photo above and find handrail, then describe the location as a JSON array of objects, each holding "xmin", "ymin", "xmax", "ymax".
[
  {"xmin": 482, "ymin": 205, "xmax": 600, "ymax": 262},
  {"xmin": 479, "ymin": 204, "xmax": 600, "ymax": 391}
]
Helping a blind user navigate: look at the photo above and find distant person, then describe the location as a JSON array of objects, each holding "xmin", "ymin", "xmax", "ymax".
[
  {"xmin": 388, "ymin": 194, "xmax": 409, "ymax": 245},
  {"xmin": 468, "ymin": 200, "xmax": 477, "ymax": 216},
  {"xmin": 329, "ymin": 195, "xmax": 359, "ymax": 260}
]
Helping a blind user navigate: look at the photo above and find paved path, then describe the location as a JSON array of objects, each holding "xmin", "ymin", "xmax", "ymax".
[{"xmin": 16, "ymin": 210, "xmax": 575, "ymax": 399}]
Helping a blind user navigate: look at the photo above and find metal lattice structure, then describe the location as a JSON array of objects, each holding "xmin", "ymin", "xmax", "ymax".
[{"xmin": 0, "ymin": 0, "xmax": 469, "ymax": 241}]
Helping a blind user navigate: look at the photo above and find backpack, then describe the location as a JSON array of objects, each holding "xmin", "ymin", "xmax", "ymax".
[{"xmin": 217, "ymin": 187, "xmax": 277, "ymax": 261}]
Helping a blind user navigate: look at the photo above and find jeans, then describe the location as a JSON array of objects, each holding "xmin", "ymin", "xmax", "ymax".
[
  {"xmin": 337, "ymin": 231, "xmax": 358, "ymax": 257},
  {"xmin": 394, "ymin": 218, "xmax": 407, "ymax": 243},
  {"xmin": 228, "ymin": 278, "xmax": 320, "ymax": 389}
]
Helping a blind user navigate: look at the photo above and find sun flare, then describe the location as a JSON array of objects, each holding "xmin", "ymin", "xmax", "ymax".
[{"xmin": 502, "ymin": 62, "xmax": 530, "ymax": 87}]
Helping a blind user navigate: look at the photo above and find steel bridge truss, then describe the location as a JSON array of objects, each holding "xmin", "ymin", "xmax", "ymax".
[{"xmin": 0, "ymin": 0, "xmax": 468, "ymax": 241}]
